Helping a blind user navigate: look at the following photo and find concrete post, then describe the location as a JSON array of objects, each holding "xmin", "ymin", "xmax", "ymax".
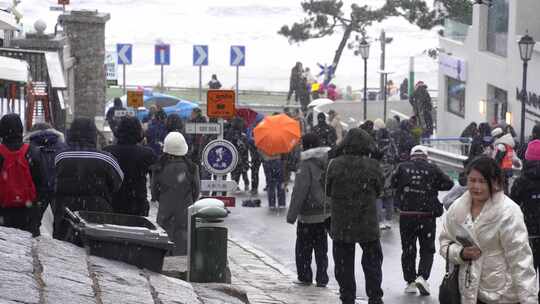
[{"xmin": 59, "ymin": 10, "xmax": 110, "ymax": 119}]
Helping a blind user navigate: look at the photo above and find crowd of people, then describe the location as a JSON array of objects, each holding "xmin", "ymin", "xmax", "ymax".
[{"xmin": 2, "ymin": 96, "xmax": 540, "ymax": 303}]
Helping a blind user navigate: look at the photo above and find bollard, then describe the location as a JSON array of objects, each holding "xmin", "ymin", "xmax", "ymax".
[{"xmin": 187, "ymin": 198, "xmax": 228, "ymax": 283}]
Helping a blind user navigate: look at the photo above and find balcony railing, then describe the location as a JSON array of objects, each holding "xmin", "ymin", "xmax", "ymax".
[{"xmin": 444, "ymin": 19, "xmax": 470, "ymax": 42}]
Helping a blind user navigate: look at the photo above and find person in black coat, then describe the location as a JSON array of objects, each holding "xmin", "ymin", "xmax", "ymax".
[
  {"xmin": 460, "ymin": 122, "xmax": 477, "ymax": 155},
  {"xmin": 325, "ymin": 128, "xmax": 384, "ymax": 304},
  {"xmin": 225, "ymin": 117, "xmax": 250, "ymax": 191},
  {"xmin": 312, "ymin": 112, "xmax": 337, "ymax": 147},
  {"xmin": 54, "ymin": 118, "xmax": 124, "ymax": 240},
  {"xmin": 105, "ymin": 97, "xmax": 126, "ymax": 136},
  {"xmin": 511, "ymin": 139, "xmax": 540, "ymax": 294},
  {"xmin": 103, "ymin": 117, "xmax": 156, "ymax": 216},
  {"xmin": 0, "ymin": 114, "xmax": 42, "ymax": 236},
  {"xmin": 468, "ymin": 122, "xmax": 492, "ymax": 159},
  {"xmin": 24, "ymin": 123, "xmax": 67, "ymax": 233},
  {"xmin": 391, "ymin": 145, "xmax": 454, "ymax": 295},
  {"xmin": 165, "ymin": 113, "xmax": 185, "ymax": 134},
  {"xmin": 287, "ymin": 62, "xmax": 303, "ymax": 103}
]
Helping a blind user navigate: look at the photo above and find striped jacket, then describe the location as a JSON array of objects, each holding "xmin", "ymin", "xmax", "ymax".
[{"xmin": 54, "ymin": 149, "xmax": 123, "ymax": 213}]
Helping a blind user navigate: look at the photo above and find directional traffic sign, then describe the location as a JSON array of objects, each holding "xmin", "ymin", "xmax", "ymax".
[
  {"xmin": 202, "ymin": 139, "xmax": 238, "ymax": 175},
  {"xmin": 116, "ymin": 44, "xmax": 132, "ymax": 65},
  {"xmin": 155, "ymin": 44, "xmax": 170, "ymax": 65},
  {"xmin": 185, "ymin": 122, "xmax": 221, "ymax": 135},
  {"xmin": 193, "ymin": 45, "xmax": 208, "ymax": 66},
  {"xmin": 201, "ymin": 180, "xmax": 237, "ymax": 192},
  {"xmin": 230, "ymin": 45, "xmax": 245, "ymax": 66}
]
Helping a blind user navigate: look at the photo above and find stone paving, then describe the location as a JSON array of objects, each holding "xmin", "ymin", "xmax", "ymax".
[{"xmin": 227, "ymin": 239, "xmax": 345, "ymax": 304}]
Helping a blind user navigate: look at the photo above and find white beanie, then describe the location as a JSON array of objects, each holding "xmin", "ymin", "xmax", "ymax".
[
  {"xmin": 373, "ymin": 118, "xmax": 386, "ymax": 131},
  {"xmin": 410, "ymin": 145, "xmax": 428, "ymax": 157},
  {"xmin": 163, "ymin": 132, "xmax": 188, "ymax": 156}
]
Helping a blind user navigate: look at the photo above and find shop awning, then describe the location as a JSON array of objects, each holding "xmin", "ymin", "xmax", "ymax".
[{"xmin": 0, "ymin": 55, "xmax": 28, "ymax": 83}]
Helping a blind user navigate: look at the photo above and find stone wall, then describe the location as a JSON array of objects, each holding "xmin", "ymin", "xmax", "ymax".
[{"xmin": 59, "ymin": 10, "xmax": 109, "ymax": 119}]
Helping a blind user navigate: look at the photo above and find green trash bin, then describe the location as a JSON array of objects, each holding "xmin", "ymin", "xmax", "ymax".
[{"xmin": 187, "ymin": 198, "xmax": 228, "ymax": 283}]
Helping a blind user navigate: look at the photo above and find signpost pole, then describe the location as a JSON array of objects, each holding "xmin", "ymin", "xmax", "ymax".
[
  {"xmin": 235, "ymin": 66, "xmax": 239, "ymax": 106},
  {"xmin": 160, "ymin": 64, "xmax": 164, "ymax": 92},
  {"xmin": 218, "ymin": 118, "xmax": 226, "ymax": 196},
  {"xmin": 123, "ymin": 64, "xmax": 126, "ymax": 94},
  {"xmin": 199, "ymin": 65, "xmax": 202, "ymax": 102}
]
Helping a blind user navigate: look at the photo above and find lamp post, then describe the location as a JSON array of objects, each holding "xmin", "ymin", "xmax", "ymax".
[
  {"xmin": 518, "ymin": 33, "xmax": 536, "ymax": 145},
  {"xmin": 348, "ymin": 35, "xmax": 371, "ymax": 120}
]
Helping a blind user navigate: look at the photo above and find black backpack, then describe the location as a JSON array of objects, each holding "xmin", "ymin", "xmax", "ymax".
[{"xmin": 38, "ymin": 145, "xmax": 61, "ymax": 193}]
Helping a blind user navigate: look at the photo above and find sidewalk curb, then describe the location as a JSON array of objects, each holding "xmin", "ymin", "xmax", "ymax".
[{"xmin": 228, "ymin": 237, "xmax": 296, "ymax": 279}]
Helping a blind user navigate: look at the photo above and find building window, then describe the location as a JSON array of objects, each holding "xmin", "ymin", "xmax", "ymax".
[
  {"xmin": 487, "ymin": 0, "xmax": 509, "ymax": 57},
  {"xmin": 447, "ymin": 77, "xmax": 466, "ymax": 117},
  {"xmin": 487, "ymin": 84, "xmax": 508, "ymax": 125}
]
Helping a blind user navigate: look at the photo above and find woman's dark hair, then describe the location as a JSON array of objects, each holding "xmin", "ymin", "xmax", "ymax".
[
  {"xmin": 465, "ymin": 156, "xmax": 503, "ymax": 196},
  {"xmin": 116, "ymin": 116, "xmax": 143, "ymax": 144},
  {"xmin": 165, "ymin": 113, "xmax": 184, "ymax": 134}
]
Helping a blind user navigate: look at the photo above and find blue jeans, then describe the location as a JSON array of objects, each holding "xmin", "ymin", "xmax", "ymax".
[
  {"xmin": 376, "ymin": 197, "xmax": 394, "ymax": 222},
  {"xmin": 263, "ymin": 159, "xmax": 285, "ymax": 207}
]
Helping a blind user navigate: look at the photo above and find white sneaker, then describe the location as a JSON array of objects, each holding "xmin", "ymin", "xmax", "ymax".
[
  {"xmin": 415, "ymin": 277, "xmax": 431, "ymax": 296},
  {"xmin": 404, "ymin": 282, "xmax": 417, "ymax": 293},
  {"xmin": 384, "ymin": 221, "xmax": 392, "ymax": 229}
]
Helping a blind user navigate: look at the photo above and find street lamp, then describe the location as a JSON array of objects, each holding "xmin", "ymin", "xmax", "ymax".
[
  {"xmin": 348, "ymin": 35, "xmax": 371, "ymax": 120},
  {"xmin": 518, "ymin": 33, "xmax": 536, "ymax": 145}
]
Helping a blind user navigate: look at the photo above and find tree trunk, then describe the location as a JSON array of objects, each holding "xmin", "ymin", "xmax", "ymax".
[{"xmin": 326, "ymin": 25, "xmax": 353, "ymax": 84}]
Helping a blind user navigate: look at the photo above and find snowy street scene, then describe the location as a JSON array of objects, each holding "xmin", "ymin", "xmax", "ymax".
[{"xmin": 1, "ymin": 0, "xmax": 540, "ymax": 304}]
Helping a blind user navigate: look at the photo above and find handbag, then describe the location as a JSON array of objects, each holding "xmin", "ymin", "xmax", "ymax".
[{"xmin": 439, "ymin": 242, "xmax": 461, "ymax": 304}]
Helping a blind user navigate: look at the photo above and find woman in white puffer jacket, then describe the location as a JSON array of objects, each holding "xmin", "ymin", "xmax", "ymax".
[{"xmin": 440, "ymin": 156, "xmax": 538, "ymax": 304}]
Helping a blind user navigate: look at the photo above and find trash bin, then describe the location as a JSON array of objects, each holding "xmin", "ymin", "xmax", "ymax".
[
  {"xmin": 65, "ymin": 208, "xmax": 173, "ymax": 272},
  {"xmin": 187, "ymin": 198, "xmax": 228, "ymax": 283}
]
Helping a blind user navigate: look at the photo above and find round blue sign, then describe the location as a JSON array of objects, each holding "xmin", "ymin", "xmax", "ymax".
[{"xmin": 202, "ymin": 139, "xmax": 238, "ymax": 175}]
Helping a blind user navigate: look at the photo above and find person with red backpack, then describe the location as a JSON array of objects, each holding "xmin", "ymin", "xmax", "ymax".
[
  {"xmin": 0, "ymin": 114, "xmax": 42, "ymax": 236},
  {"xmin": 491, "ymin": 127, "xmax": 522, "ymax": 193}
]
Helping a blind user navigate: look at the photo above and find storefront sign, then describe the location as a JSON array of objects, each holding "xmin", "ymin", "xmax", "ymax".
[{"xmin": 439, "ymin": 53, "xmax": 467, "ymax": 81}]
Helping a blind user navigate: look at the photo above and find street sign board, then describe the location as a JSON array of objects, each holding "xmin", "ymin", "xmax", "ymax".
[
  {"xmin": 127, "ymin": 91, "xmax": 144, "ymax": 108},
  {"xmin": 185, "ymin": 122, "xmax": 221, "ymax": 135},
  {"xmin": 230, "ymin": 45, "xmax": 245, "ymax": 66},
  {"xmin": 193, "ymin": 45, "xmax": 208, "ymax": 66},
  {"xmin": 207, "ymin": 90, "xmax": 235, "ymax": 119},
  {"xmin": 155, "ymin": 44, "xmax": 170, "ymax": 65},
  {"xmin": 202, "ymin": 139, "xmax": 238, "ymax": 175},
  {"xmin": 202, "ymin": 196, "xmax": 236, "ymax": 208},
  {"xmin": 200, "ymin": 180, "xmax": 237, "ymax": 192},
  {"xmin": 105, "ymin": 51, "xmax": 118, "ymax": 85},
  {"xmin": 113, "ymin": 109, "xmax": 136, "ymax": 117},
  {"xmin": 116, "ymin": 43, "xmax": 132, "ymax": 65}
]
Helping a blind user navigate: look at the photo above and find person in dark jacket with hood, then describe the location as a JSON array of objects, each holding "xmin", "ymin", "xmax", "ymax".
[
  {"xmin": 393, "ymin": 120, "xmax": 417, "ymax": 162},
  {"xmin": 54, "ymin": 117, "xmax": 124, "ymax": 240},
  {"xmin": 0, "ymin": 114, "xmax": 42, "ymax": 236},
  {"xmin": 460, "ymin": 122, "xmax": 477, "ymax": 155},
  {"xmin": 104, "ymin": 117, "xmax": 156, "ymax": 216},
  {"xmin": 312, "ymin": 112, "xmax": 337, "ymax": 147},
  {"xmin": 511, "ymin": 139, "xmax": 540, "ymax": 294},
  {"xmin": 105, "ymin": 97, "xmax": 126, "ymax": 136},
  {"xmin": 225, "ymin": 117, "xmax": 250, "ymax": 192},
  {"xmin": 287, "ymin": 62, "xmax": 303, "ymax": 103},
  {"xmin": 287, "ymin": 134, "xmax": 331, "ymax": 287},
  {"xmin": 391, "ymin": 145, "xmax": 453, "ymax": 295},
  {"xmin": 145, "ymin": 109, "xmax": 167, "ymax": 156},
  {"xmin": 23, "ymin": 123, "xmax": 67, "ymax": 232},
  {"xmin": 325, "ymin": 128, "xmax": 385, "ymax": 304},
  {"xmin": 208, "ymin": 74, "xmax": 222, "ymax": 90},
  {"xmin": 410, "ymin": 82, "xmax": 433, "ymax": 137}
]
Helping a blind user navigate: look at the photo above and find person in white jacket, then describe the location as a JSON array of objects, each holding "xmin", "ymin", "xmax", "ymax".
[{"xmin": 439, "ymin": 156, "xmax": 538, "ymax": 304}]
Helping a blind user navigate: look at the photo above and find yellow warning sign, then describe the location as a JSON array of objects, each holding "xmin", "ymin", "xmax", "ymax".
[{"xmin": 127, "ymin": 91, "xmax": 144, "ymax": 108}]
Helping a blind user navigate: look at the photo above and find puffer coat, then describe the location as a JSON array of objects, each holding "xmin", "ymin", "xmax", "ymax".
[{"xmin": 439, "ymin": 191, "xmax": 538, "ymax": 304}]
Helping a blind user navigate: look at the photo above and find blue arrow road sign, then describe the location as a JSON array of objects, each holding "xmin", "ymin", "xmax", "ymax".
[
  {"xmin": 193, "ymin": 45, "xmax": 208, "ymax": 66},
  {"xmin": 116, "ymin": 43, "xmax": 132, "ymax": 65},
  {"xmin": 155, "ymin": 44, "xmax": 171, "ymax": 65},
  {"xmin": 230, "ymin": 45, "xmax": 245, "ymax": 66}
]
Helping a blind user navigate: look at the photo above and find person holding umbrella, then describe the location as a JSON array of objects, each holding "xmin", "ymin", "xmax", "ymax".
[{"xmin": 254, "ymin": 113, "xmax": 302, "ymax": 209}]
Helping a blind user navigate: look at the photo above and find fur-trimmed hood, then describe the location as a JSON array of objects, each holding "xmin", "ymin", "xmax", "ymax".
[
  {"xmin": 24, "ymin": 128, "xmax": 65, "ymax": 145},
  {"xmin": 301, "ymin": 147, "xmax": 331, "ymax": 161}
]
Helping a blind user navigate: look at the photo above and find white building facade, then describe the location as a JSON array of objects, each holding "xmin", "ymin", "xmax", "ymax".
[{"xmin": 438, "ymin": 0, "xmax": 540, "ymax": 139}]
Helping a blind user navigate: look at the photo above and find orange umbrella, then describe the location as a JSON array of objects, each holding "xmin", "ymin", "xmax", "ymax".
[{"xmin": 254, "ymin": 114, "xmax": 301, "ymax": 156}]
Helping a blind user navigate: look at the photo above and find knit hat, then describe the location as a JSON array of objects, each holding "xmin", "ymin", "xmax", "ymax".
[
  {"xmin": 410, "ymin": 145, "xmax": 428, "ymax": 157},
  {"xmin": 0, "ymin": 113, "xmax": 23, "ymax": 144},
  {"xmin": 373, "ymin": 118, "xmax": 386, "ymax": 131},
  {"xmin": 302, "ymin": 133, "xmax": 321, "ymax": 151},
  {"xmin": 491, "ymin": 127, "xmax": 503, "ymax": 138},
  {"xmin": 163, "ymin": 132, "xmax": 188, "ymax": 156},
  {"xmin": 525, "ymin": 139, "xmax": 540, "ymax": 161}
]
